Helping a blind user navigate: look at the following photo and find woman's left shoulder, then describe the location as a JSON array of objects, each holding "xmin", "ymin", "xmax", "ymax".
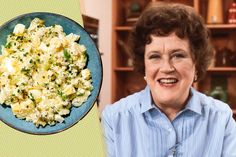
[{"xmin": 196, "ymin": 90, "xmax": 232, "ymax": 115}]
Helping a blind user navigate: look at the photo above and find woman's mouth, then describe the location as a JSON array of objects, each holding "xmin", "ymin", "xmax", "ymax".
[{"xmin": 158, "ymin": 78, "xmax": 178, "ymax": 85}]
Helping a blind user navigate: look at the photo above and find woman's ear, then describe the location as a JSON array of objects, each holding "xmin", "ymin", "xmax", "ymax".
[
  {"xmin": 144, "ymin": 76, "xmax": 147, "ymax": 81},
  {"xmin": 194, "ymin": 73, "xmax": 198, "ymax": 82}
]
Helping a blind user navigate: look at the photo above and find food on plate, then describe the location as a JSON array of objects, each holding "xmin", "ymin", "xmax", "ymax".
[{"xmin": 0, "ymin": 18, "xmax": 93, "ymax": 127}]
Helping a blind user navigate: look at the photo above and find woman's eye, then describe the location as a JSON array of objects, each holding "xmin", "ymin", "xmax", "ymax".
[
  {"xmin": 148, "ymin": 54, "xmax": 160, "ymax": 59},
  {"xmin": 172, "ymin": 53, "xmax": 185, "ymax": 59}
]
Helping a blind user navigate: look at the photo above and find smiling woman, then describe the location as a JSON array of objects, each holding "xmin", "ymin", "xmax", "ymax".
[
  {"xmin": 144, "ymin": 34, "xmax": 196, "ymax": 120},
  {"xmin": 101, "ymin": 2, "xmax": 236, "ymax": 157}
]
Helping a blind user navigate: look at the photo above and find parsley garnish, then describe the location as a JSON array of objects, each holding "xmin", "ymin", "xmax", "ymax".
[{"xmin": 63, "ymin": 49, "xmax": 71, "ymax": 62}]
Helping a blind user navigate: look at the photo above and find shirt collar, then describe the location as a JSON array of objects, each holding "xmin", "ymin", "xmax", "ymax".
[
  {"xmin": 184, "ymin": 87, "xmax": 202, "ymax": 115},
  {"xmin": 140, "ymin": 86, "xmax": 155, "ymax": 114},
  {"xmin": 140, "ymin": 86, "xmax": 202, "ymax": 115}
]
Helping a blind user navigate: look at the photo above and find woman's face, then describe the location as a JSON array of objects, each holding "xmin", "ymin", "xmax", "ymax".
[{"xmin": 144, "ymin": 33, "xmax": 196, "ymax": 108}]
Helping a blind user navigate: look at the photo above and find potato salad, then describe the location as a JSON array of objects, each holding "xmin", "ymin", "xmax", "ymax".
[{"xmin": 0, "ymin": 18, "xmax": 93, "ymax": 127}]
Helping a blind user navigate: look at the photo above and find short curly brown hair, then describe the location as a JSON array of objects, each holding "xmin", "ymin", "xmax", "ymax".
[{"xmin": 130, "ymin": 2, "xmax": 214, "ymax": 81}]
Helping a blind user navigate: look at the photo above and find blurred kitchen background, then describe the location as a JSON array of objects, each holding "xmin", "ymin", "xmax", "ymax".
[
  {"xmin": 80, "ymin": 0, "xmax": 112, "ymax": 113},
  {"xmin": 80, "ymin": 0, "xmax": 236, "ymax": 119}
]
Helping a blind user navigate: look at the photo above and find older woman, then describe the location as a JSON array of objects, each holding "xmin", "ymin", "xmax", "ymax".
[{"xmin": 102, "ymin": 2, "xmax": 236, "ymax": 157}]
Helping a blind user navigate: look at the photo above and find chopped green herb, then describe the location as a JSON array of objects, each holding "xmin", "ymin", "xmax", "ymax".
[
  {"xmin": 21, "ymin": 67, "xmax": 30, "ymax": 74},
  {"xmin": 23, "ymin": 52, "xmax": 28, "ymax": 57},
  {"xmin": 16, "ymin": 36, "xmax": 24, "ymax": 41},
  {"xmin": 29, "ymin": 93, "xmax": 35, "ymax": 102},
  {"xmin": 5, "ymin": 42, "xmax": 12, "ymax": 48},
  {"xmin": 57, "ymin": 90, "xmax": 68, "ymax": 101},
  {"xmin": 36, "ymin": 58, "xmax": 40, "ymax": 63},
  {"xmin": 63, "ymin": 49, "xmax": 71, "ymax": 62}
]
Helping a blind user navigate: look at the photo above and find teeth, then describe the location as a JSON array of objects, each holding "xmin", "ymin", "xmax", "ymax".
[{"xmin": 159, "ymin": 79, "xmax": 177, "ymax": 84}]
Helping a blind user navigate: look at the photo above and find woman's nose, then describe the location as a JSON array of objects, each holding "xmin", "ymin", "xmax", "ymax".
[{"xmin": 159, "ymin": 59, "xmax": 175, "ymax": 73}]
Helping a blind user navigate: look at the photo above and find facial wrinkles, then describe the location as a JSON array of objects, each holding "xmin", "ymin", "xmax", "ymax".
[
  {"xmin": 161, "ymin": 40, "xmax": 166, "ymax": 54},
  {"xmin": 160, "ymin": 41, "xmax": 171, "ymax": 69},
  {"xmin": 156, "ymin": 39, "xmax": 176, "ymax": 71},
  {"xmin": 145, "ymin": 34, "xmax": 192, "ymax": 69}
]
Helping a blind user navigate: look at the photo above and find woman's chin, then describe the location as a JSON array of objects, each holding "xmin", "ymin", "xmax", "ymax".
[{"xmin": 156, "ymin": 97, "xmax": 178, "ymax": 106}]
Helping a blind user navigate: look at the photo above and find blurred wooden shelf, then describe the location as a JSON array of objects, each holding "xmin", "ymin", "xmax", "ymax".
[
  {"xmin": 207, "ymin": 24, "xmax": 236, "ymax": 29},
  {"xmin": 208, "ymin": 67, "xmax": 236, "ymax": 72},
  {"xmin": 115, "ymin": 26, "xmax": 132, "ymax": 31},
  {"xmin": 82, "ymin": 14, "xmax": 99, "ymax": 29},
  {"xmin": 82, "ymin": 14, "xmax": 99, "ymax": 48},
  {"xmin": 114, "ymin": 67, "xmax": 134, "ymax": 72},
  {"xmin": 114, "ymin": 24, "xmax": 236, "ymax": 31}
]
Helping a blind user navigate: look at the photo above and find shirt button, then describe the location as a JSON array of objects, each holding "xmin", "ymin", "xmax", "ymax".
[{"xmin": 168, "ymin": 128, "xmax": 172, "ymax": 132}]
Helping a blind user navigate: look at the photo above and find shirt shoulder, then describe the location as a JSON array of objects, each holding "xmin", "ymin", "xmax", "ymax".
[
  {"xmin": 197, "ymin": 90, "xmax": 232, "ymax": 116},
  {"xmin": 102, "ymin": 89, "xmax": 145, "ymax": 118}
]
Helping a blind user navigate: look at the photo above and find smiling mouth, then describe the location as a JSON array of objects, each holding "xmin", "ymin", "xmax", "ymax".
[{"xmin": 158, "ymin": 78, "xmax": 178, "ymax": 85}]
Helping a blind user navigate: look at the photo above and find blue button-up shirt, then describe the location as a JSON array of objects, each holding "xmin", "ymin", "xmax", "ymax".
[{"xmin": 101, "ymin": 86, "xmax": 236, "ymax": 157}]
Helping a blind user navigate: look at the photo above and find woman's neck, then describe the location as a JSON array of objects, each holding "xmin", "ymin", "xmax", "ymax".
[
  {"xmin": 158, "ymin": 105, "xmax": 183, "ymax": 121},
  {"xmin": 153, "ymin": 92, "xmax": 192, "ymax": 121}
]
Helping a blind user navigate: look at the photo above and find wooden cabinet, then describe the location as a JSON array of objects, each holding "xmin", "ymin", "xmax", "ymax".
[
  {"xmin": 82, "ymin": 14, "xmax": 99, "ymax": 47},
  {"xmin": 112, "ymin": 0, "xmax": 236, "ymax": 116}
]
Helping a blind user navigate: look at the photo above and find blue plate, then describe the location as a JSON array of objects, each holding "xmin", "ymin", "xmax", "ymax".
[{"xmin": 0, "ymin": 12, "xmax": 103, "ymax": 134}]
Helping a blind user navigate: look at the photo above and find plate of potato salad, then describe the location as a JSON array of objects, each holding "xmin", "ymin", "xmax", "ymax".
[{"xmin": 0, "ymin": 13, "xmax": 102, "ymax": 134}]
